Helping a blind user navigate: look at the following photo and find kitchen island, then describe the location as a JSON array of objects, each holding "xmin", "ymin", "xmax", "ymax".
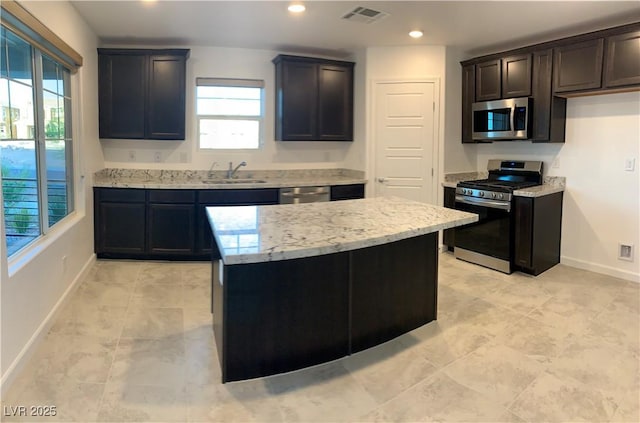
[{"xmin": 206, "ymin": 196, "xmax": 477, "ymax": 382}]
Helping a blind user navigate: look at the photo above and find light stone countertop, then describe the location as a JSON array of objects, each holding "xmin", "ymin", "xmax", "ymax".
[
  {"xmin": 206, "ymin": 196, "xmax": 478, "ymax": 265},
  {"xmin": 442, "ymin": 172, "xmax": 565, "ymax": 198},
  {"xmin": 93, "ymin": 168, "xmax": 367, "ymax": 189}
]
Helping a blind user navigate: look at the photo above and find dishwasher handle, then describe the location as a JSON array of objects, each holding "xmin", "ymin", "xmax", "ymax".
[{"xmin": 279, "ymin": 186, "xmax": 330, "ymax": 204}]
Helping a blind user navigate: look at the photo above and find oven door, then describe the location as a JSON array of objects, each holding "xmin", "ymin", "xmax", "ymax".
[{"xmin": 454, "ymin": 195, "xmax": 513, "ymax": 273}]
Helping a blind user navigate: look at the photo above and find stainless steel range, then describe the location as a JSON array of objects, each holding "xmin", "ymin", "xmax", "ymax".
[{"xmin": 454, "ymin": 159, "xmax": 543, "ymax": 273}]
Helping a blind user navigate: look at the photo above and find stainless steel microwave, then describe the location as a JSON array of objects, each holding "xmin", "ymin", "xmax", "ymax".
[{"xmin": 472, "ymin": 97, "xmax": 532, "ymax": 141}]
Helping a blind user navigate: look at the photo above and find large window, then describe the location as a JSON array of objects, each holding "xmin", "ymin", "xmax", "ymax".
[
  {"xmin": 1, "ymin": 27, "xmax": 74, "ymax": 257},
  {"xmin": 196, "ymin": 78, "xmax": 264, "ymax": 149}
]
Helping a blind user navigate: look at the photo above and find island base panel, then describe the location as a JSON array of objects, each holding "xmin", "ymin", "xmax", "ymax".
[
  {"xmin": 214, "ymin": 233, "xmax": 439, "ymax": 383},
  {"xmin": 350, "ymin": 233, "xmax": 438, "ymax": 353},
  {"xmin": 219, "ymin": 253, "xmax": 350, "ymax": 383}
]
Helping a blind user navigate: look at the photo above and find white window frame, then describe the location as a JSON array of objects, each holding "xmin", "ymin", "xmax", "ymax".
[
  {"xmin": 1, "ymin": 27, "xmax": 75, "ymax": 259},
  {"xmin": 196, "ymin": 78, "xmax": 264, "ymax": 150}
]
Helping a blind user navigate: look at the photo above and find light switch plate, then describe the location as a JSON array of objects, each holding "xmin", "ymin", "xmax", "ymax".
[{"xmin": 624, "ymin": 157, "xmax": 635, "ymax": 171}]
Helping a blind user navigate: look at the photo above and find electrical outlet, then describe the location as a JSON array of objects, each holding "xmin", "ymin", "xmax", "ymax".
[
  {"xmin": 618, "ymin": 243, "xmax": 634, "ymax": 262},
  {"xmin": 552, "ymin": 158, "xmax": 560, "ymax": 169},
  {"xmin": 154, "ymin": 151, "xmax": 162, "ymax": 162},
  {"xmin": 128, "ymin": 150, "xmax": 136, "ymax": 161}
]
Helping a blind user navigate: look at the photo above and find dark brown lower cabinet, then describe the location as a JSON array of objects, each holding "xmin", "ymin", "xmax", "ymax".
[
  {"xmin": 214, "ymin": 232, "xmax": 438, "ymax": 383},
  {"xmin": 442, "ymin": 187, "xmax": 456, "ymax": 251},
  {"xmin": 514, "ymin": 192, "xmax": 563, "ymax": 275},
  {"xmin": 147, "ymin": 189, "xmax": 196, "ymax": 257},
  {"xmin": 95, "ymin": 185, "xmax": 363, "ymax": 260},
  {"xmin": 94, "ymin": 188, "xmax": 146, "ymax": 256},
  {"xmin": 148, "ymin": 203, "xmax": 196, "ymax": 256}
]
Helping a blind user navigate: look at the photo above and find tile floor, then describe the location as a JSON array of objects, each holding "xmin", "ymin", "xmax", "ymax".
[{"xmin": 2, "ymin": 253, "xmax": 639, "ymax": 422}]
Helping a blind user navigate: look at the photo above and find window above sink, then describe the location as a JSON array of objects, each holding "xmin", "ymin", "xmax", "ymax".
[{"xmin": 196, "ymin": 78, "xmax": 264, "ymax": 150}]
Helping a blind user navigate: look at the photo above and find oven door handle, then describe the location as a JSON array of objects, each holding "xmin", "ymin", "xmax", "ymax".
[{"xmin": 455, "ymin": 195, "xmax": 511, "ymax": 211}]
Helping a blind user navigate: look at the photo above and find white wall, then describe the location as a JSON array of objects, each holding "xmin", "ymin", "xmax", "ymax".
[
  {"xmin": 343, "ymin": 48, "xmax": 368, "ymax": 172},
  {"xmin": 100, "ymin": 46, "xmax": 365, "ymax": 171},
  {"xmin": 475, "ymin": 92, "xmax": 640, "ymax": 282},
  {"xmin": 443, "ymin": 47, "xmax": 476, "ymax": 174},
  {"xmin": 1, "ymin": 1, "xmax": 102, "ymax": 391}
]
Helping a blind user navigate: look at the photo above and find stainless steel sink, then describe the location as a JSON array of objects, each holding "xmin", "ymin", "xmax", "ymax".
[{"xmin": 202, "ymin": 178, "xmax": 267, "ymax": 184}]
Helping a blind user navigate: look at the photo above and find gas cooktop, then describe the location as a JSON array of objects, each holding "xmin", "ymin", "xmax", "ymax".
[{"xmin": 457, "ymin": 179, "xmax": 541, "ymax": 193}]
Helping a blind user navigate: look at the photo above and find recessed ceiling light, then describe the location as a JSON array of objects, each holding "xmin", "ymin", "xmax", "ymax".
[
  {"xmin": 288, "ymin": 4, "xmax": 306, "ymax": 13},
  {"xmin": 409, "ymin": 30, "xmax": 424, "ymax": 39}
]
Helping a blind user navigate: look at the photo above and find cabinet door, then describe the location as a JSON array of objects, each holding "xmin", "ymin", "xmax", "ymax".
[
  {"xmin": 604, "ymin": 30, "xmax": 640, "ymax": 88},
  {"xmin": 318, "ymin": 64, "xmax": 354, "ymax": 141},
  {"xmin": 98, "ymin": 53, "xmax": 147, "ymax": 139},
  {"xmin": 461, "ymin": 64, "xmax": 475, "ymax": 143},
  {"xmin": 553, "ymin": 39, "xmax": 604, "ymax": 93},
  {"xmin": 531, "ymin": 50, "xmax": 567, "ymax": 143},
  {"xmin": 502, "ymin": 54, "xmax": 532, "ymax": 98},
  {"xmin": 148, "ymin": 203, "xmax": 196, "ymax": 255},
  {"xmin": 96, "ymin": 202, "xmax": 146, "ymax": 255},
  {"xmin": 514, "ymin": 197, "xmax": 534, "ymax": 269},
  {"xmin": 147, "ymin": 54, "xmax": 187, "ymax": 139},
  {"xmin": 475, "ymin": 59, "xmax": 501, "ymax": 101},
  {"xmin": 278, "ymin": 61, "xmax": 317, "ymax": 140}
]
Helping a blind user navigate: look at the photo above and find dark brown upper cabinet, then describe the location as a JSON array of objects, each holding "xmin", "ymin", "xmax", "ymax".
[
  {"xmin": 604, "ymin": 30, "xmax": 640, "ymax": 88},
  {"xmin": 553, "ymin": 39, "xmax": 604, "ymax": 93},
  {"xmin": 461, "ymin": 64, "xmax": 476, "ymax": 143},
  {"xmin": 461, "ymin": 23, "xmax": 640, "ymax": 144},
  {"xmin": 475, "ymin": 59, "xmax": 501, "ymax": 101},
  {"xmin": 98, "ymin": 49, "xmax": 189, "ymax": 140},
  {"xmin": 473, "ymin": 55, "xmax": 532, "ymax": 104},
  {"xmin": 531, "ymin": 49, "xmax": 566, "ymax": 143},
  {"xmin": 273, "ymin": 55, "xmax": 354, "ymax": 141},
  {"xmin": 502, "ymin": 54, "xmax": 532, "ymax": 98}
]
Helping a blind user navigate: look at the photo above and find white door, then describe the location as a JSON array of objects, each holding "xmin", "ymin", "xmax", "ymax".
[{"xmin": 373, "ymin": 81, "xmax": 436, "ymax": 204}]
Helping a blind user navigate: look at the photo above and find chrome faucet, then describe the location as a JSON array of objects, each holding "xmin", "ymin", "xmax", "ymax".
[{"xmin": 227, "ymin": 161, "xmax": 247, "ymax": 179}]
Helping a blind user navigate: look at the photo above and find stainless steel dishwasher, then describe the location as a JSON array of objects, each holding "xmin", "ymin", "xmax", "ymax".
[{"xmin": 279, "ymin": 186, "xmax": 330, "ymax": 204}]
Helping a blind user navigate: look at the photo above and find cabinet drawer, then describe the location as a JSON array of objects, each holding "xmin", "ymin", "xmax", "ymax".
[
  {"xmin": 148, "ymin": 189, "xmax": 195, "ymax": 203},
  {"xmin": 198, "ymin": 189, "xmax": 279, "ymax": 205},
  {"xmin": 97, "ymin": 188, "xmax": 145, "ymax": 203}
]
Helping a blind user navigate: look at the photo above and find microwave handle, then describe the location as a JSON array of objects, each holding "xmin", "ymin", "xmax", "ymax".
[{"xmin": 510, "ymin": 105, "xmax": 515, "ymax": 131}]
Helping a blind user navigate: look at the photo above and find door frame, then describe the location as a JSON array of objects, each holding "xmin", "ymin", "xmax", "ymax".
[{"xmin": 367, "ymin": 78, "xmax": 442, "ymax": 205}]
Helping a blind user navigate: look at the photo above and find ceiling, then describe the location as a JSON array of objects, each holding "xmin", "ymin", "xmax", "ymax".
[{"xmin": 70, "ymin": 1, "xmax": 640, "ymax": 58}]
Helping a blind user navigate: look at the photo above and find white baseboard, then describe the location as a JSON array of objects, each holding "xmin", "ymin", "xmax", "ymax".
[
  {"xmin": 561, "ymin": 255, "xmax": 640, "ymax": 283},
  {"xmin": 0, "ymin": 254, "xmax": 96, "ymax": 396}
]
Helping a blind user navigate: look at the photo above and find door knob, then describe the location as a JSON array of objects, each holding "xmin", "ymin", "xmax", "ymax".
[{"xmin": 377, "ymin": 177, "xmax": 387, "ymax": 183}]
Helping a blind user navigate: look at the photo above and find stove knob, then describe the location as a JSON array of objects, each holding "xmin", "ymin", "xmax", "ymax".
[
  {"xmin": 492, "ymin": 193, "xmax": 497, "ymax": 199},
  {"xmin": 479, "ymin": 191, "xmax": 484, "ymax": 197},
  {"xmin": 498, "ymin": 193, "xmax": 504, "ymax": 199}
]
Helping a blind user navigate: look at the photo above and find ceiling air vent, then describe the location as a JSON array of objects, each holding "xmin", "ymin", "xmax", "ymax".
[{"xmin": 341, "ymin": 6, "xmax": 389, "ymax": 24}]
